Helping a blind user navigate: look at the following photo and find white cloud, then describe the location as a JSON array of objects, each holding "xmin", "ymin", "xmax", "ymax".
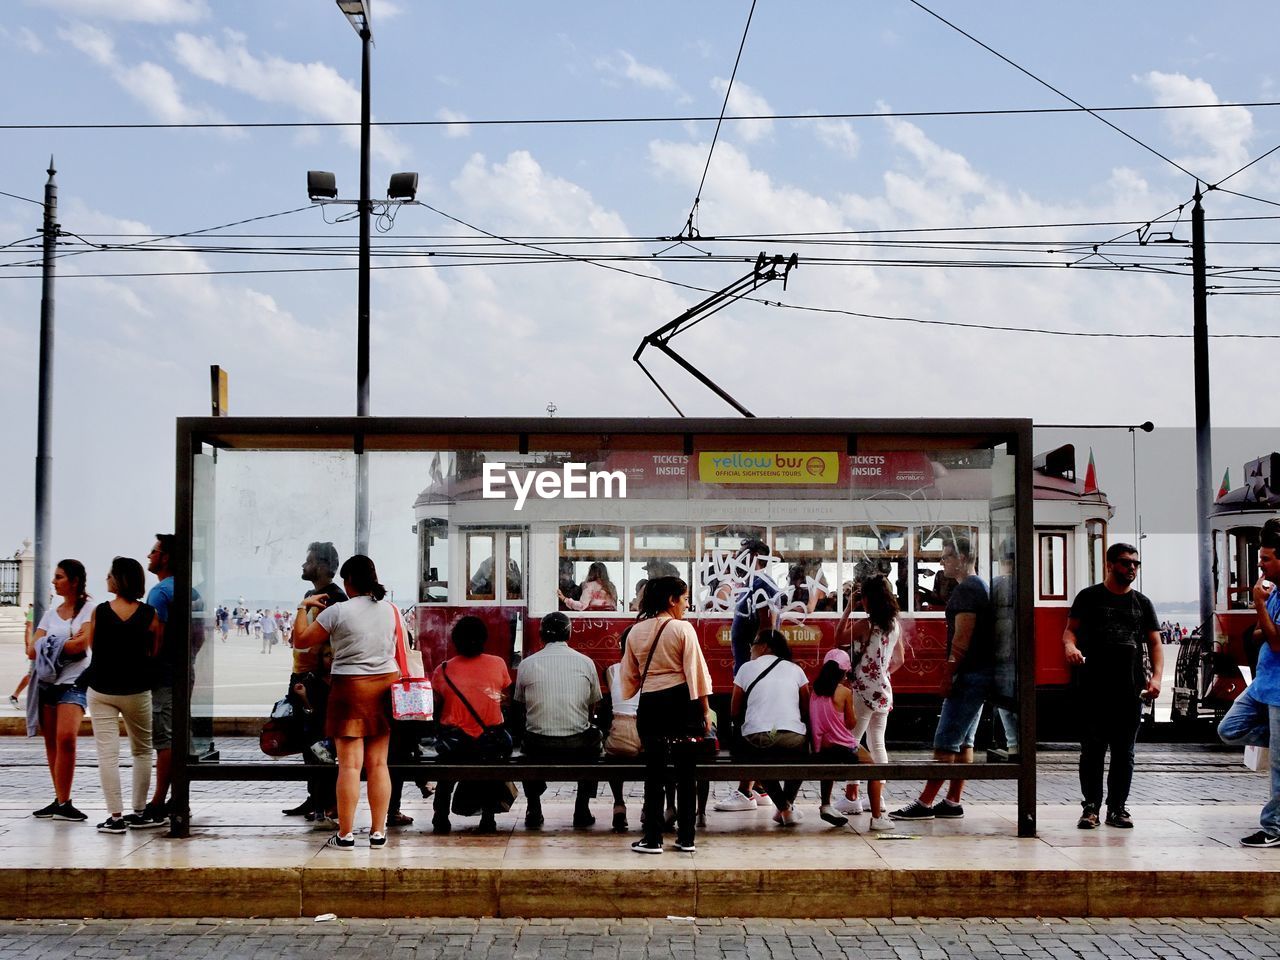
[
  {"xmin": 1137, "ymin": 70, "xmax": 1253, "ymax": 182},
  {"xmin": 814, "ymin": 119, "xmax": 860, "ymax": 158},
  {"xmin": 60, "ymin": 21, "xmax": 224, "ymax": 125},
  {"xmin": 1, "ymin": 26, "xmax": 45, "ymax": 54},
  {"xmin": 595, "ymin": 51, "xmax": 683, "ymax": 98},
  {"xmin": 375, "ymin": 0, "xmax": 405, "ymax": 20},
  {"xmin": 172, "ymin": 30, "xmax": 407, "ymax": 165},
  {"xmin": 436, "ymin": 108, "xmax": 471, "ymax": 139},
  {"xmin": 710, "ymin": 77, "xmax": 773, "ymax": 142},
  {"xmin": 30, "ymin": 0, "xmax": 208, "ymax": 22}
]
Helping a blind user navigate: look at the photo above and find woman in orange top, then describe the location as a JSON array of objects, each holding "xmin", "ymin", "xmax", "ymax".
[{"xmin": 620, "ymin": 576, "xmax": 713, "ymax": 854}]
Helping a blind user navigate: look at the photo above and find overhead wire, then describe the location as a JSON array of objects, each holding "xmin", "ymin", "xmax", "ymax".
[
  {"xmin": 680, "ymin": 0, "xmax": 759, "ymax": 239},
  {"xmin": 902, "ymin": 0, "xmax": 1202, "ymax": 182}
]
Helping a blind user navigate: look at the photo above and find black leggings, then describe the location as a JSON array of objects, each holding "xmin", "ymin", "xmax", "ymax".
[{"xmin": 637, "ymin": 685, "xmax": 699, "ymax": 847}]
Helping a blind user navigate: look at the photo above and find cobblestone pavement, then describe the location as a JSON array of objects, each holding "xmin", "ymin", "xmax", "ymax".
[
  {"xmin": 0, "ymin": 738, "xmax": 1263, "ymax": 807},
  {"xmin": 1, "ymin": 918, "xmax": 1278, "ymax": 960}
]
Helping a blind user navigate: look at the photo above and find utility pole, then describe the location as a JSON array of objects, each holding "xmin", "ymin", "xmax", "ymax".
[
  {"xmin": 354, "ymin": 13, "xmax": 372, "ymax": 556},
  {"xmin": 1191, "ymin": 187, "xmax": 1214, "ymax": 655},
  {"xmin": 32, "ymin": 158, "xmax": 58, "ymax": 630}
]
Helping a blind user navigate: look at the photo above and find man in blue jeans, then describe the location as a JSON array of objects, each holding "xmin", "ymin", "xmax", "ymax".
[
  {"xmin": 891, "ymin": 536, "xmax": 994, "ymax": 820},
  {"xmin": 1218, "ymin": 527, "xmax": 1280, "ymax": 848}
]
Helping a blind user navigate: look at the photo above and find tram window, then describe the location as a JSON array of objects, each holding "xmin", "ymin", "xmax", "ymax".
[
  {"xmin": 842, "ymin": 525, "xmax": 908, "ymax": 610},
  {"xmin": 1086, "ymin": 519, "xmax": 1107, "ymax": 586},
  {"xmin": 1038, "ymin": 532, "xmax": 1068, "ymax": 600},
  {"xmin": 774, "ymin": 525, "xmax": 837, "ymax": 614},
  {"xmin": 559, "ymin": 524, "xmax": 623, "ymax": 612},
  {"xmin": 698, "ymin": 523, "xmax": 768, "ymax": 612},
  {"xmin": 915, "ymin": 525, "xmax": 979, "ymax": 611},
  {"xmin": 419, "ymin": 518, "xmax": 449, "ymax": 603},
  {"xmin": 1228, "ymin": 528, "xmax": 1259, "ymax": 610},
  {"xmin": 630, "ymin": 525, "xmax": 693, "ymax": 612},
  {"xmin": 506, "ymin": 533, "xmax": 524, "ymax": 601},
  {"xmin": 466, "ymin": 533, "xmax": 496, "ymax": 601}
]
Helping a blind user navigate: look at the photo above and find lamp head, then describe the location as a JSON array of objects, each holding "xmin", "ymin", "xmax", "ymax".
[
  {"xmin": 307, "ymin": 170, "xmax": 338, "ymax": 201},
  {"xmin": 336, "ymin": 0, "xmax": 370, "ymax": 36},
  {"xmin": 388, "ymin": 172, "xmax": 418, "ymax": 202}
]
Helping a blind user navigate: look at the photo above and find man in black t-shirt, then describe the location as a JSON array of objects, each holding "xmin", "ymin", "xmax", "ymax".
[
  {"xmin": 1063, "ymin": 542, "xmax": 1163, "ymax": 830},
  {"xmin": 891, "ymin": 537, "xmax": 995, "ymax": 821}
]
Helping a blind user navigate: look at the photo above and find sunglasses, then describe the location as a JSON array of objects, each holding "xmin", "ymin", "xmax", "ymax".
[{"xmin": 1114, "ymin": 558, "xmax": 1142, "ymax": 569}]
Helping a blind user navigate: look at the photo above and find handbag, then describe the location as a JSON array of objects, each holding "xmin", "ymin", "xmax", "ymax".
[
  {"xmin": 259, "ymin": 696, "xmax": 305, "ymax": 757},
  {"xmin": 390, "ymin": 606, "xmax": 433, "ymax": 721},
  {"xmin": 439, "ymin": 661, "xmax": 514, "ymax": 760}
]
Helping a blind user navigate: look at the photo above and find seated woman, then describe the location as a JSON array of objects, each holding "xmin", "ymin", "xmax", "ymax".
[
  {"xmin": 730, "ymin": 630, "xmax": 810, "ymax": 826},
  {"xmin": 430, "ymin": 615, "xmax": 513, "ymax": 834},
  {"xmin": 559, "ymin": 561, "xmax": 618, "ymax": 611}
]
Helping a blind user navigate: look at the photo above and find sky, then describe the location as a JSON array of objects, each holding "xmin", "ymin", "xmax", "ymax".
[{"xmin": 3, "ymin": 0, "xmax": 1280, "ymax": 607}]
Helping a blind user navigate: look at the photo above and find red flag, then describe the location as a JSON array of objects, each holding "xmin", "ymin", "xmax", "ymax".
[
  {"xmin": 1217, "ymin": 468, "xmax": 1230, "ymax": 501},
  {"xmin": 1083, "ymin": 448, "xmax": 1099, "ymax": 494}
]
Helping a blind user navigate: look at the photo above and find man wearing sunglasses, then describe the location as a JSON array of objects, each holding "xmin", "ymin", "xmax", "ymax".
[{"xmin": 1063, "ymin": 542, "xmax": 1163, "ymax": 829}]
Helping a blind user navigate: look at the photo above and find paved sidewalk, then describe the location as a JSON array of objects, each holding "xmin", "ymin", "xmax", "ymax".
[{"xmin": 1, "ymin": 917, "xmax": 1278, "ymax": 959}]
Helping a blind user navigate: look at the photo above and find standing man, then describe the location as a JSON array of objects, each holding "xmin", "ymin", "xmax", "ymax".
[
  {"xmin": 716, "ymin": 538, "xmax": 780, "ymax": 813},
  {"xmin": 514, "ymin": 612, "xmax": 603, "ymax": 830},
  {"xmin": 1063, "ymin": 542, "xmax": 1162, "ymax": 829},
  {"xmin": 1218, "ymin": 525, "xmax": 1280, "ymax": 847},
  {"xmin": 891, "ymin": 536, "xmax": 995, "ymax": 820},
  {"xmin": 137, "ymin": 534, "xmax": 176, "ymax": 828},
  {"xmin": 281, "ymin": 542, "xmax": 345, "ymax": 824}
]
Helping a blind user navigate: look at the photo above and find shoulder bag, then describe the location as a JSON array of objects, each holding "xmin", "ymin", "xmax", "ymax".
[{"xmin": 389, "ymin": 605, "xmax": 433, "ymax": 721}]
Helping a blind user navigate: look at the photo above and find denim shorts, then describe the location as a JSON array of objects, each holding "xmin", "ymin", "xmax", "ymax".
[
  {"xmin": 933, "ymin": 669, "xmax": 992, "ymax": 753},
  {"xmin": 37, "ymin": 682, "xmax": 87, "ymax": 711}
]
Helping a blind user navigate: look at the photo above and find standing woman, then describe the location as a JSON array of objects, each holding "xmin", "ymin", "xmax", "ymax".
[
  {"xmin": 293, "ymin": 555, "xmax": 399, "ymax": 849},
  {"xmin": 838, "ymin": 574, "xmax": 902, "ymax": 825},
  {"xmin": 620, "ymin": 576, "xmax": 713, "ymax": 854},
  {"xmin": 80, "ymin": 557, "xmax": 162, "ymax": 833},
  {"xmin": 26, "ymin": 560, "xmax": 93, "ymax": 821}
]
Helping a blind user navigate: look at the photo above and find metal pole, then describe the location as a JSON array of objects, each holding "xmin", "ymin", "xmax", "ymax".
[
  {"xmin": 32, "ymin": 158, "xmax": 57, "ymax": 630},
  {"xmin": 1192, "ymin": 188, "xmax": 1214, "ymax": 654},
  {"xmin": 354, "ymin": 23, "xmax": 371, "ymax": 554}
]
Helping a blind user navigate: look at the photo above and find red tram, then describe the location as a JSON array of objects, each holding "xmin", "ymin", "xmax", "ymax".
[{"xmin": 408, "ymin": 444, "xmax": 1112, "ymax": 720}]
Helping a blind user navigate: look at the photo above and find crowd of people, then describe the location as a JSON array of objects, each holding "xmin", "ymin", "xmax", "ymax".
[{"xmin": 17, "ymin": 527, "xmax": 1279, "ymax": 855}]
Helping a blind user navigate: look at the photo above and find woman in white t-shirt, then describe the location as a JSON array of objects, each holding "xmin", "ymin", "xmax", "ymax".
[
  {"xmin": 26, "ymin": 559, "xmax": 94, "ymax": 822},
  {"xmin": 293, "ymin": 554, "xmax": 399, "ymax": 850},
  {"xmin": 731, "ymin": 630, "xmax": 810, "ymax": 826}
]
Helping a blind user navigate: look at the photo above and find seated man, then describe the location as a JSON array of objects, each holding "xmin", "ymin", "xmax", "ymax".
[{"xmin": 514, "ymin": 612, "xmax": 603, "ymax": 829}]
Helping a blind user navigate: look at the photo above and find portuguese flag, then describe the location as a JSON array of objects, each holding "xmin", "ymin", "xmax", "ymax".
[
  {"xmin": 1083, "ymin": 448, "xmax": 1099, "ymax": 494},
  {"xmin": 1217, "ymin": 468, "xmax": 1231, "ymax": 501}
]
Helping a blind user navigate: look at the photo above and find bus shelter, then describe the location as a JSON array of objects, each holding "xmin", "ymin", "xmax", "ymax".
[{"xmin": 171, "ymin": 417, "xmax": 1038, "ymax": 837}]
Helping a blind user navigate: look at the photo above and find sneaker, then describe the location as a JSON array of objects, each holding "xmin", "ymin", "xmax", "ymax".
[
  {"xmin": 97, "ymin": 816, "xmax": 128, "ymax": 834},
  {"xmin": 53, "ymin": 802, "xmax": 88, "ymax": 822},
  {"xmin": 869, "ymin": 816, "xmax": 896, "ymax": 831},
  {"xmin": 672, "ymin": 840, "xmax": 696, "ymax": 852},
  {"xmin": 751, "ymin": 789, "xmax": 772, "ymax": 805},
  {"xmin": 889, "ymin": 800, "xmax": 935, "ymax": 821},
  {"xmin": 630, "ymin": 838, "xmax": 663, "ymax": 855},
  {"xmin": 369, "ymin": 832, "xmax": 387, "ymax": 848},
  {"xmin": 932, "ymin": 800, "xmax": 964, "ymax": 819},
  {"xmin": 131, "ymin": 803, "xmax": 168, "ymax": 829},
  {"xmin": 777, "ymin": 807, "xmax": 803, "ymax": 827},
  {"xmin": 325, "ymin": 833, "xmax": 355, "ymax": 849},
  {"xmin": 713, "ymin": 790, "xmax": 756, "ymax": 812},
  {"xmin": 1105, "ymin": 808, "xmax": 1133, "ymax": 829},
  {"xmin": 1240, "ymin": 831, "xmax": 1280, "ymax": 848},
  {"xmin": 312, "ymin": 811, "xmax": 338, "ymax": 831},
  {"xmin": 819, "ymin": 804, "xmax": 849, "ymax": 827},
  {"xmin": 1077, "ymin": 804, "xmax": 1100, "ymax": 830},
  {"xmin": 696, "ymin": 812, "xmax": 708, "ymax": 830},
  {"xmin": 833, "ymin": 796, "xmax": 864, "ymax": 816},
  {"xmin": 33, "ymin": 799, "xmax": 60, "ymax": 819},
  {"xmin": 572, "ymin": 811, "xmax": 596, "ymax": 830}
]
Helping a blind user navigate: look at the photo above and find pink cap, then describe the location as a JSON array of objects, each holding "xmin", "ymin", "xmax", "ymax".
[{"xmin": 822, "ymin": 648, "xmax": 851, "ymax": 671}]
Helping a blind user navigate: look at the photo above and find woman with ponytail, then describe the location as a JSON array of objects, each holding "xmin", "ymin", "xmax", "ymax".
[
  {"xmin": 293, "ymin": 554, "xmax": 399, "ymax": 849},
  {"xmin": 26, "ymin": 560, "xmax": 93, "ymax": 822}
]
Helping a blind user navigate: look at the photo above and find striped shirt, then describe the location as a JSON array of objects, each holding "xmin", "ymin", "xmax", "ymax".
[{"xmin": 513, "ymin": 642, "xmax": 602, "ymax": 737}]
